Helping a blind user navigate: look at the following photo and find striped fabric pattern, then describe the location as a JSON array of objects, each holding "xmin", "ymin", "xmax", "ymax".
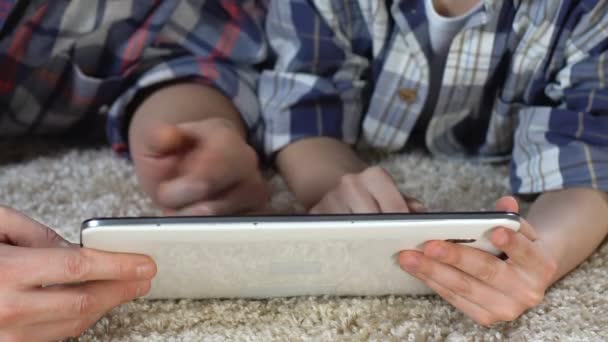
[
  {"xmin": 260, "ymin": 0, "xmax": 608, "ymax": 194},
  {"xmin": 0, "ymin": 0, "xmax": 268, "ymax": 154}
]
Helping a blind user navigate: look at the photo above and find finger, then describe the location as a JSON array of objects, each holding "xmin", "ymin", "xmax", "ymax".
[
  {"xmin": 157, "ymin": 178, "xmax": 220, "ymax": 209},
  {"xmin": 402, "ymin": 247, "xmax": 524, "ymax": 315},
  {"xmin": 339, "ymin": 176, "xmax": 380, "ymax": 213},
  {"xmin": 416, "ymin": 272, "xmax": 500, "ymax": 327},
  {"xmin": 2, "ymin": 280, "xmax": 150, "ymax": 328},
  {"xmin": 242, "ymin": 204, "xmax": 276, "ymax": 216},
  {"xmin": 399, "ymin": 251, "xmax": 510, "ymax": 326},
  {"xmin": 26, "ymin": 314, "xmax": 104, "ymax": 341},
  {"xmin": 157, "ymin": 160, "xmax": 246, "ymax": 209},
  {"xmin": 404, "ymin": 195, "xmax": 427, "ymax": 213},
  {"xmin": 3, "ymin": 246, "xmax": 156, "ymax": 287},
  {"xmin": 508, "ymin": 216, "xmax": 539, "ymax": 242},
  {"xmin": 490, "ymin": 227, "xmax": 549, "ymax": 274},
  {"xmin": 25, "ymin": 303, "xmax": 113, "ymax": 341},
  {"xmin": 162, "ymin": 208, "xmax": 177, "ymax": 216},
  {"xmin": 494, "ymin": 196, "xmax": 538, "ymax": 241},
  {"xmin": 139, "ymin": 123, "xmax": 195, "ymax": 158},
  {"xmin": 359, "ymin": 167, "xmax": 409, "ymax": 213},
  {"xmin": 495, "ymin": 196, "xmax": 519, "ymax": 213},
  {"xmin": 177, "ymin": 180, "xmax": 269, "ymax": 216},
  {"xmin": 422, "ymin": 239, "xmax": 549, "ymax": 309},
  {"xmin": 0, "ymin": 206, "xmax": 70, "ymax": 248},
  {"xmin": 310, "ymin": 192, "xmax": 350, "ymax": 214},
  {"xmin": 422, "ymin": 240, "xmax": 511, "ymax": 285}
]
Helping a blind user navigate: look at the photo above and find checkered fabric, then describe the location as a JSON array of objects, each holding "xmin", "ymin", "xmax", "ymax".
[{"xmin": 260, "ymin": 0, "xmax": 608, "ymax": 194}]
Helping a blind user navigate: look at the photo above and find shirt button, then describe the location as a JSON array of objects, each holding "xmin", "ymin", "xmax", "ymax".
[{"xmin": 398, "ymin": 88, "xmax": 417, "ymax": 103}]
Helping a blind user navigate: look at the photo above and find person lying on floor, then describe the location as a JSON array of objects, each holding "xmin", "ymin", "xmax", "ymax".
[{"xmin": 259, "ymin": 0, "xmax": 608, "ymax": 327}]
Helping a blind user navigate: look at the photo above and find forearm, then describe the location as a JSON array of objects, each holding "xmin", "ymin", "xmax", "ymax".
[
  {"xmin": 276, "ymin": 137, "xmax": 367, "ymax": 209},
  {"xmin": 526, "ymin": 188, "xmax": 608, "ymax": 282},
  {"xmin": 129, "ymin": 82, "xmax": 246, "ymax": 144}
]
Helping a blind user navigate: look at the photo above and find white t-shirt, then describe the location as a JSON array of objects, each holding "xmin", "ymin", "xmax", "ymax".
[
  {"xmin": 413, "ymin": 0, "xmax": 483, "ymax": 144},
  {"xmin": 425, "ymin": 0, "xmax": 483, "ymax": 56}
]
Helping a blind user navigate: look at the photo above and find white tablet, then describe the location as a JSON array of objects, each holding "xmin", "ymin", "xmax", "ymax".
[{"xmin": 80, "ymin": 212, "xmax": 520, "ymax": 299}]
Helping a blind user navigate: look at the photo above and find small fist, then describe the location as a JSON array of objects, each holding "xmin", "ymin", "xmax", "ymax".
[{"xmin": 131, "ymin": 118, "xmax": 270, "ymax": 215}]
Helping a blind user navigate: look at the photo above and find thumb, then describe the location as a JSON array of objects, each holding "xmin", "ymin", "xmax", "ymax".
[
  {"xmin": 494, "ymin": 196, "xmax": 538, "ymax": 241},
  {"xmin": 495, "ymin": 195, "xmax": 519, "ymax": 213},
  {"xmin": 141, "ymin": 123, "xmax": 195, "ymax": 157},
  {"xmin": 0, "ymin": 206, "xmax": 71, "ymax": 248}
]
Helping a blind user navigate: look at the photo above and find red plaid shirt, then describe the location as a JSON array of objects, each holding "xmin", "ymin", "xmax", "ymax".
[{"xmin": 0, "ymin": 0, "xmax": 268, "ymax": 154}]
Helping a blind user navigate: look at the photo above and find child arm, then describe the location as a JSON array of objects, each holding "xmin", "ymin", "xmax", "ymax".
[
  {"xmin": 528, "ymin": 188, "xmax": 608, "ymax": 281},
  {"xmin": 263, "ymin": 2, "xmax": 421, "ymax": 212},
  {"xmin": 276, "ymin": 137, "xmax": 367, "ymax": 209},
  {"xmin": 401, "ymin": 3, "xmax": 608, "ymax": 325},
  {"xmin": 106, "ymin": 2, "xmax": 270, "ymax": 214}
]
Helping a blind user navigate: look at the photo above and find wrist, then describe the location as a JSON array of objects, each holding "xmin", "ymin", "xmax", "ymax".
[
  {"xmin": 526, "ymin": 188, "xmax": 608, "ymax": 282},
  {"xmin": 277, "ymin": 137, "xmax": 367, "ymax": 208}
]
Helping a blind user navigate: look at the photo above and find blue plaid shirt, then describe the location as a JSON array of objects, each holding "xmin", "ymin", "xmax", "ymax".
[
  {"xmin": 0, "ymin": 0, "xmax": 268, "ymax": 154},
  {"xmin": 260, "ymin": 0, "xmax": 608, "ymax": 194}
]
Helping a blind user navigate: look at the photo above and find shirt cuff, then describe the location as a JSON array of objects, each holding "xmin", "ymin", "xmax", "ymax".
[
  {"xmin": 511, "ymin": 108, "xmax": 608, "ymax": 194},
  {"xmin": 259, "ymin": 70, "xmax": 364, "ymax": 157},
  {"xmin": 106, "ymin": 56, "xmax": 263, "ymax": 156}
]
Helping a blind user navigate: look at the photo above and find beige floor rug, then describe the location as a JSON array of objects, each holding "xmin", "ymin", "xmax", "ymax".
[{"xmin": 1, "ymin": 141, "xmax": 606, "ymax": 341}]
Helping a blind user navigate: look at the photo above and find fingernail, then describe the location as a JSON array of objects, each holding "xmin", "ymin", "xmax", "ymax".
[
  {"xmin": 136, "ymin": 281, "xmax": 151, "ymax": 298},
  {"xmin": 495, "ymin": 229, "xmax": 510, "ymax": 246},
  {"xmin": 136, "ymin": 263, "xmax": 156, "ymax": 279},
  {"xmin": 401, "ymin": 254, "xmax": 420, "ymax": 272}
]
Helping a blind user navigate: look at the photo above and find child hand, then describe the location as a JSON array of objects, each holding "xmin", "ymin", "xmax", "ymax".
[
  {"xmin": 399, "ymin": 196, "xmax": 558, "ymax": 326},
  {"xmin": 309, "ymin": 166, "xmax": 426, "ymax": 214},
  {"xmin": 131, "ymin": 118, "xmax": 270, "ymax": 215}
]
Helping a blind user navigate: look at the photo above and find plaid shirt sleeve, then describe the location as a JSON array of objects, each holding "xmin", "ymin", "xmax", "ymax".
[
  {"xmin": 258, "ymin": 0, "xmax": 371, "ymax": 156},
  {"xmin": 0, "ymin": 1, "xmax": 267, "ymax": 152},
  {"xmin": 510, "ymin": 3, "xmax": 608, "ymax": 194},
  {"xmin": 105, "ymin": 1, "xmax": 268, "ymax": 155}
]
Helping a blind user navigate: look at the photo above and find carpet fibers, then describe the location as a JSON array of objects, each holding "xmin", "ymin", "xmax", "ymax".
[{"xmin": 1, "ymin": 141, "xmax": 606, "ymax": 341}]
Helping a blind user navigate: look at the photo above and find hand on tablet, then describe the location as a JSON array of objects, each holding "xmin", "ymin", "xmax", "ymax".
[
  {"xmin": 398, "ymin": 197, "xmax": 558, "ymax": 326},
  {"xmin": 131, "ymin": 117, "xmax": 270, "ymax": 216},
  {"xmin": 0, "ymin": 206, "xmax": 157, "ymax": 341},
  {"xmin": 310, "ymin": 166, "xmax": 426, "ymax": 214}
]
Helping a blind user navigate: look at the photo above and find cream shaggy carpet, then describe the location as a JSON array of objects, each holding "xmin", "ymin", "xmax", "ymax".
[{"xmin": 1, "ymin": 140, "xmax": 606, "ymax": 341}]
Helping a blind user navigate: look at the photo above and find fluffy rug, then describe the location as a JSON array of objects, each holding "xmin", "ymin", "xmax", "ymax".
[{"xmin": 1, "ymin": 140, "xmax": 606, "ymax": 341}]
